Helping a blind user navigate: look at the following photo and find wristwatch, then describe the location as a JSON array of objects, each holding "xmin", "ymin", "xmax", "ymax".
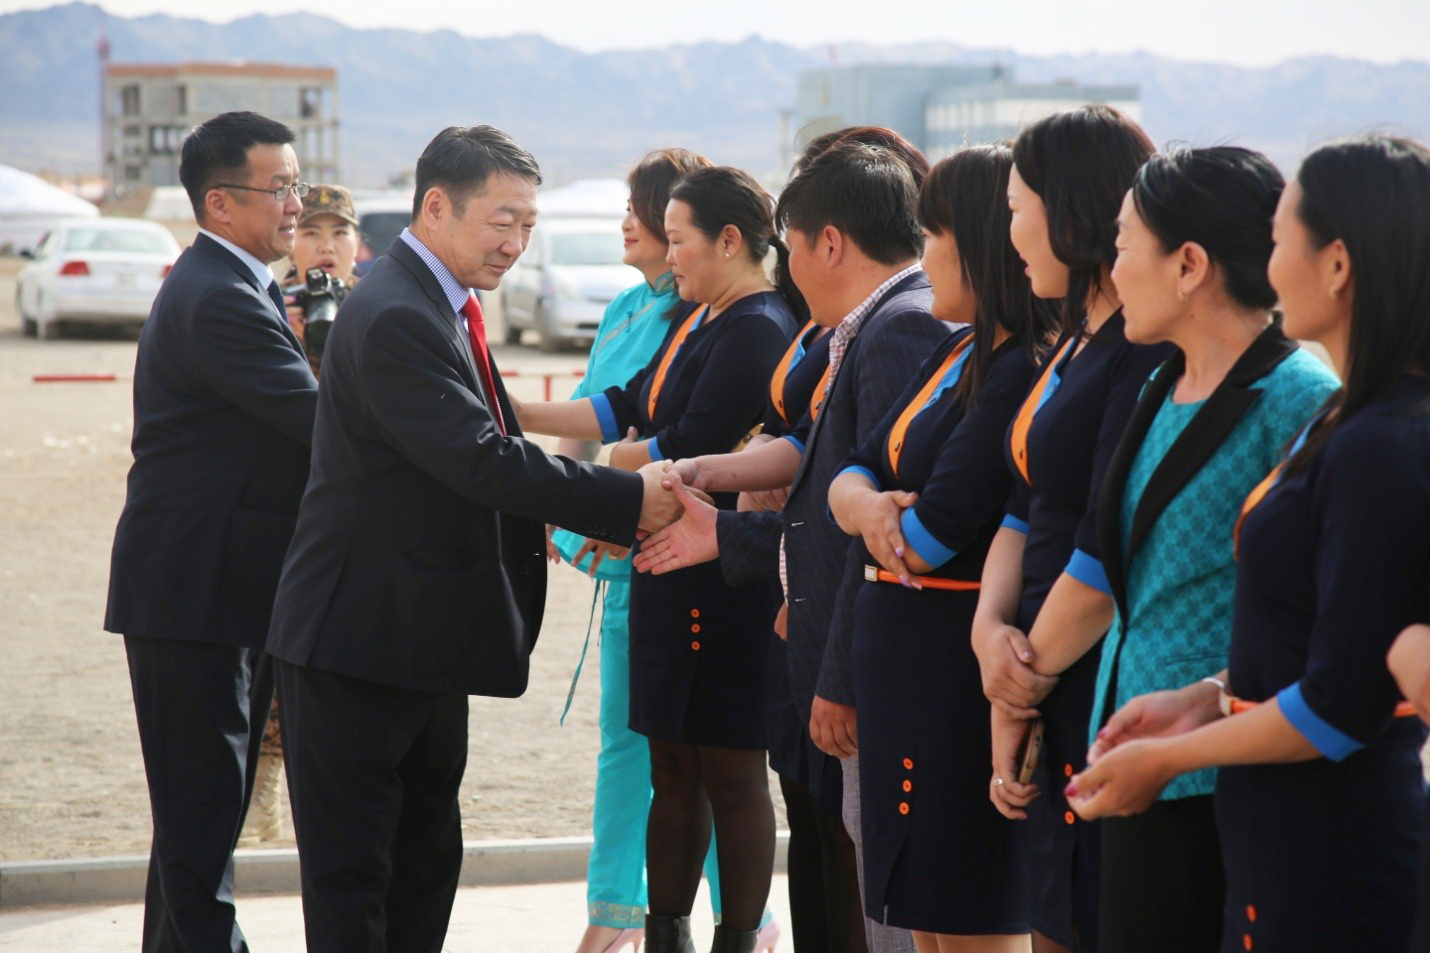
[{"xmin": 1200, "ymin": 676, "xmax": 1233, "ymax": 718}]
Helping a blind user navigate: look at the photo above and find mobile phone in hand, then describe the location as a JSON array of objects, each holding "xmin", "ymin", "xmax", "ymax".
[{"xmin": 1016, "ymin": 717, "xmax": 1044, "ymax": 785}]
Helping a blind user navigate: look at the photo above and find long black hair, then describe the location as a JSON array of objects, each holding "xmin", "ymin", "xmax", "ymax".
[
  {"xmin": 1012, "ymin": 104, "xmax": 1155, "ymax": 334},
  {"xmin": 1130, "ymin": 146, "xmax": 1284, "ymax": 311},
  {"xmin": 670, "ymin": 166, "xmax": 809, "ymax": 322},
  {"xmin": 627, "ymin": 147, "xmax": 711, "ymax": 245},
  {"xmin": 918, "ymin": 144, "xmax": 1058, "ymax": 410},
  {"xmin": 1285, "ymin": 134, "xmax": 1430, "ymax": 473}
]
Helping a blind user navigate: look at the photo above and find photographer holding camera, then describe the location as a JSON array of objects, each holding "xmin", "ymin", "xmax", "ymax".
[{"xmin": 281, "ymin": 183, "xmax": 357, "ymax": 373}]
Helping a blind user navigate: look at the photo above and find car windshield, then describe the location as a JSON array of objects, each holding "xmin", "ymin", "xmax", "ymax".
[
  {"xmin": 550, "ymin": 232, "xmax": 624, "ymax": 266},
  {"xmin": 63, "ymin": 227, "xmax": 172, "ymax": 254},
  {"xmin": 360, "ymin": 212, "xmax": 409, "ymax": 254}
]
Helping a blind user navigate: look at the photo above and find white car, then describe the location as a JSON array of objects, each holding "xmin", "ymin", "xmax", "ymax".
[
  {"xmin": 500, "ymin": 217, "xmax": 642, "ymax": 352},
  {"xmin": 16, "ymin": 218, "xmax": 180, "ymax": 339}
]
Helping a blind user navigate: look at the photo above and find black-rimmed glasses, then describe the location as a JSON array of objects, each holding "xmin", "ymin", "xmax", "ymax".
[{"xmin": 212, "ymin": 182, "xmax": 312, "ymax": 202}]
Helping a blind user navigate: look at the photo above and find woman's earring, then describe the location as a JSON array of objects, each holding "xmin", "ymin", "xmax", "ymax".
[
  {"xmin": 1177, "ymin": 290, "xmax": 1187, "ymax": 302},
  {"xmin": 1329, "ymin": 287, "xmax": 1340, "ymax": 299}
]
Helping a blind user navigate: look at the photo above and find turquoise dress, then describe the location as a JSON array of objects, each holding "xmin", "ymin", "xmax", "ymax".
[
  {"xmin": 554, "ymin": 272, "xmax": 759, "ymax": 928},
  {"xmin": 1091, "ymin": 344, "xmax": 1339, "ymax": 799}
]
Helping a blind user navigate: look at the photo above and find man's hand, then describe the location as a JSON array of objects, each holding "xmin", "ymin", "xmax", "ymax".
[
  {"xmin": 1086, "ymin": 682, "xmax": 1222, "ymax": 766},
  {"xmin": 572, "ymin": 538, "xmax": 630, "ymax": 577},
  {"xmin": 636, "ymin": 460, "xmax": 678, "ymax": 534},
  {"xmin": 544, "ymin": 524, "xmax": 560, "ymax": 563},
  {"xmin": 971, "ymin": 621, "xmax": 1058, "ymax": 718},
  {"xmin": 772, "ymin": 601, "xmax": 789, "ymax": 641},
  {"xmin": 1388, "ymin": 624, "xmax": 1430, "ymax": 724},
  {"xmin": 632, "ymin": 476, "xmax": 719, "ymax": 574},
  {"xmin": 809, "ymin": 695, "xmax": 858, "ymax": 758}
]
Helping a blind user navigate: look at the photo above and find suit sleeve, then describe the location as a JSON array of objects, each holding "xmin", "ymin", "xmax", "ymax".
[
  {"xmin": 715, "ymin": 510, "xmax": 783, "ymax": 586},
  {"xmin": 816, "ymin": 308, "xmax": 954, "ymax": 706},
  {"xmin": 1065, "ymin": 341, "xmax": 1173, "ymax": 595},
  {"xmin": 1277, "ymin": 420, "xmax": 1430, "ymax": 758},
  {"xmin": 357, "ymin": 303, "xmax": 644, "ymax": 545},
  {"xmin": 188, "ymin": 284, "xmax": 318, "ymax": 445}
]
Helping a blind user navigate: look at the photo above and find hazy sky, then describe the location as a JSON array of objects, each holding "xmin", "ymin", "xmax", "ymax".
[{"xmin": 7, "ymin": 0, "xmax": 1429, "ymax": 67}]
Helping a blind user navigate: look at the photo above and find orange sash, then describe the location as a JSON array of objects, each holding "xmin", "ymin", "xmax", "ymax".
[
  {"xmin": 1009, "ymin": 334, "xmax": 1078, "ymax": 485},
  {"xmin": 1228, "ymin": 695, "xmax": 1418, "ymax": 719},
  {"xmin": 769, "ymin": 319, "xmax": 833, "ymax": 426},
  {"xmin": 886, "ymin": 333, "xmax": 975, "ymax": 479},
  {"xmin": 864, "ymin": 565, "xmax": 982, "ymax": 591},
  {"xmin": 647, "ymin": 304, "xmax": 709, "ymax": 420}
]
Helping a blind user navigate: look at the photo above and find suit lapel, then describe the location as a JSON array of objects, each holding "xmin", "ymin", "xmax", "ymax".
[
  {"xmin": 387, "ymin": 239, "xmax": 485, "ymax": 394},
  {"xmin": 1120, "ymin": 323, "xmax": 1300, "ymax": 575},
  {"xmin": 193, "ymin": 234, "xmax": 305, "ymax": 354},
  {"xmin": 789, "ymin": 272, "xmax": 923, "ymax": 497}
]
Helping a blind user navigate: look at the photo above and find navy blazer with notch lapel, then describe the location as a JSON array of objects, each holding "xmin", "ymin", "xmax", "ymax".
[
  {"xmin": 105, "ymin": 232, "xmax": 319, "ymax": 648},
  {"xmin": 265, "ymin": 238, "xmax": 644, "ymax": 697},
  {"xmin": 780, "ymin": 271, "xmax": 952, "ymax": 717}
]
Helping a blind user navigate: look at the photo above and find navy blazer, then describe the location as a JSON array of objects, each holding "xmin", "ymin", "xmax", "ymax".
[
  {"xmin": 265, "ymin": 239, "xmax": 644, "ymax": 697},
  {"xmin": 105, "ymin": 233, "xmax": 318, "ymax": 649},
  {"xmin": 782, "ymin": 272, "xmax": 952, "ymax": 714}
]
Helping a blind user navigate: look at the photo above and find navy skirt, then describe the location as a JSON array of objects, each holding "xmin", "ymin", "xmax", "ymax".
[
  {"xmin": 626, "ymin": 546, "xmax": 776, "ymax": 750},
  {"xmin": 852, "ymin": 579, "xmax": 1029, "ymax": 934}
]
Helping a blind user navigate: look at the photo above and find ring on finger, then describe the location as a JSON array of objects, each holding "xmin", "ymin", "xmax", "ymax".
[{"xmin": 992, "ymin": 777, "xmax": 1005, "ymax": 787}]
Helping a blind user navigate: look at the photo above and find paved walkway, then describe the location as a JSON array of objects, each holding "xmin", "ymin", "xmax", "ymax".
[{"xmin": 0, "ymin": 875, "xmax": 792, "ymax": 951}]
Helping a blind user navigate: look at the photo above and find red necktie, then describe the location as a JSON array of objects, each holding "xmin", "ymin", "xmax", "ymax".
[{"xmin": 461, "ymin": 293, "xmax": 507, "ymax": 435}]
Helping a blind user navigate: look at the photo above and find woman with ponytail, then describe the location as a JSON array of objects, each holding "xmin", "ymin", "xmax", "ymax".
[{"xmin": 516, "ymin": 165, "xmax": 802, "ymax": 953}]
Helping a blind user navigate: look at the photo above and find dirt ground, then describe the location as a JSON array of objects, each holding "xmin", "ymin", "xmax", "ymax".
[{"xmin": 0, "ymin": 257, "xmax": 784, "ymax": 862}]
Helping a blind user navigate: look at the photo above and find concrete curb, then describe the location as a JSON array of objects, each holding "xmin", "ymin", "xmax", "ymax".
[{"xmin": 0, "ymin": 833, "xmax": 790, "ymax": 909}]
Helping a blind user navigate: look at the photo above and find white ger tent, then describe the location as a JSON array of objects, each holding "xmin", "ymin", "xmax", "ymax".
[{"xmin": 0, "ymin": 164, "xmax": 99, "ymax": 254}]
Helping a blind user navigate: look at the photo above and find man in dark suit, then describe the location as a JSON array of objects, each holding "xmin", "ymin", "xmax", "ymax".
[
  {"xmin": 265, "ymin": 126, "xmax": 678, "ymax": 953},
  {"xmin": 635, "ymin": 141, "xmax": 952, "ymax": 953},
  {"xmin": 105, "ymin": 111, "xmax": 319, "ymax": 953}
]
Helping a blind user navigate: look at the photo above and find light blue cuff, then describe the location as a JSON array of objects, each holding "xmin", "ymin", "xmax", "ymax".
[
  {"xmin": 647, "ymin": 434, "xmax": 663, "ymax": 462},
  {"xmin": 1065, "ymin": 548, "xmax": 1111, "ymax": 595},
  {"xmin": 1277, "ymin": 682, "xmax": 1364, "ymax": 762},
  {"xmin": 590, "ymin": 393, "xmax": 620, "ymax": 443},
  {"xmin": 836, "ymin": 465, "xmax": 881, "ymax": 490},
  {"xmin": 900, "ymin": 507, "xmax": 955, "ymax": 569},
  {"xmin": 1001, "ymin": 513, "xmax": 1030, "ymax": 535},
  {"xmin": 783, "ymin": 433, "xmax": 806, "ymax": 455}
]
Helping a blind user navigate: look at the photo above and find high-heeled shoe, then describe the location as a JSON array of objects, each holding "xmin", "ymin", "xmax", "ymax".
[
  {"xmin": 755, "ymin": 918, "xmax": 781, "ymax": 953},
  {"xmin": 598, "ymin": 926, "xmax": 644, "ymax": 953},
  {"xmin": 645, "ymin": 914, "xmax": 695, "ymax": 953}
]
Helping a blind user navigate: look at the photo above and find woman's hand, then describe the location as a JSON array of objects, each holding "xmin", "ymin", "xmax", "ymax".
[
  {"xmin": 1087, "ymin": 681, "xmax": 1223, "ymax": 765},
  {"xmin": 608, "ymin": 427, "xmax": 649, "ymax": 471},
  {"xmin": 843, "ymin": 487, "xmax": 921, "ymax": 585},
  {"xmin": 971, "ymin": 621, "xmax": 1057, "ymax": 718},
  {"xmin": 571, "ymin": 538, "xmax": 630, "ymax": 577},
  {"xmin": 544, "ymin": 524, "xmax": 560, "ymax": 563},
  {"xmin": 989, "ymin": 708, "xmax": 1039, "ymax": 819},
  {"xmin": 737, "ymin": 487, "xmax": 789, "ymax": 512},
  {"xmin": 1067, "ymin": 738, "xmax": 1176, "ymax": 819},
  {"xmin": 1388, "ymin": 624, "xmax": 1430, "ymax": 723}
]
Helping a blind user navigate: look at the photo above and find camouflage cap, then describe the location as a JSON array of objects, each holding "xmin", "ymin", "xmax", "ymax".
[{"xmin": 298, "ymin": 183, "xmax": 358, "ymax": 227}]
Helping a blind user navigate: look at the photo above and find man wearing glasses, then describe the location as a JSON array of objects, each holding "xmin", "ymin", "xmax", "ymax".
[{"xmin": 105, "ymin": 110, "xmax": 319, "ymax": 953}]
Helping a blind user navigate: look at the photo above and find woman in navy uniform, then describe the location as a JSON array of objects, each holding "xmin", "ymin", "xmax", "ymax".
[
  {"xmin": 517, "ymin": 166, "xmax": 801, "ymax": 953},
  {"xmin": 970, "ymin": 105, "xmax": 1169, "ymax": 953},
  {"xmin": 1068, "ymin": 134, "xmax": 1430, "ymax": 953},
  {"xmin": 828, "ymin": 145, "xmax": 1058, "ymax": 951}
]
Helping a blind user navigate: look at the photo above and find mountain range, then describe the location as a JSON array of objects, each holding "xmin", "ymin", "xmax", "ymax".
[{"xmin": 1, "ymin": 2, "xmax": 1427, "ymax": 186}]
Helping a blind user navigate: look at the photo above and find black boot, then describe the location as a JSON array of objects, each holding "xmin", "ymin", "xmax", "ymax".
[
  {"xmin": 645, "ymin": 914, "xmax": 696, "ymax": 953},
  {"xmin": 709, "ymin": 924, "xmax": 759, "ymax": 953}
]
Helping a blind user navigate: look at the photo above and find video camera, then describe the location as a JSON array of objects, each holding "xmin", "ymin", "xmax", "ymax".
[{"xmin": 285, "ymin": 267, "xmax": 349, "ymax": 364}]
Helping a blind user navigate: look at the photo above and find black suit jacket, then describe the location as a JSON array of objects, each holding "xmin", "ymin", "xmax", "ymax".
[
  {"xmin": 105, "ymin": 233, "xmax": 319, "ymax": 649},
  {"xmin": 265, "ymin": 238, "xmax": 644, "ymax": 697}
]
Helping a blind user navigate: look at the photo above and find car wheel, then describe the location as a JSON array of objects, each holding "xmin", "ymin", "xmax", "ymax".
[{"xmin": 535, "ymin": 303, "xmax": 565, "ymax": 354}]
